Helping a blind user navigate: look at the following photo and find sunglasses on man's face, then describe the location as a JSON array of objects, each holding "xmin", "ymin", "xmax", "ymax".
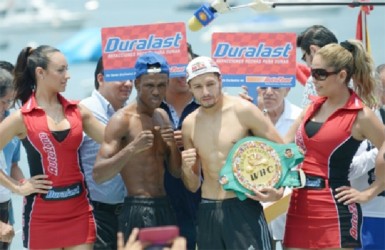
[
  {"xmin": 301, "ymin": 52, "xmax": 307, "ymax": 62},
  {"xmin": 311, "ymin": 68, "xmax": 339, "ymax": 81},
  {"xmin": 260, "ymin": 87, "xmax": 280, "ymax": 90}
]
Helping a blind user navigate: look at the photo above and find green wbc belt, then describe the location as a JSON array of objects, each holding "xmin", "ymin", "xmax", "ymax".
[{"xmin": 219, "ymin": 136, "xmax": 306, "ymax": 200}]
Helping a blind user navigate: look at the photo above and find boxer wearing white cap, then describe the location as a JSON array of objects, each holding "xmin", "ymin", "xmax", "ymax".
[{"xmin": 181, "ymin": 56, "xmax": 284, "ymax": 249}]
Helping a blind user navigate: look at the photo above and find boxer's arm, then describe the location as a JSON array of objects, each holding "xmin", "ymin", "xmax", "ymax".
[
  {"xmin": 181, "ymin": 117, "xmax": 201, "ymax": 192},
  {"xmin": 236, "ymin": 98, "xmax": 283, "ymax": 144}
]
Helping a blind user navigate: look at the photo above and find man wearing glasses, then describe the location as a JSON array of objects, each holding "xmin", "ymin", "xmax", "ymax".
[{"xmin": 296, "ymin": 25, "xmax": 338, "ymax": 108}]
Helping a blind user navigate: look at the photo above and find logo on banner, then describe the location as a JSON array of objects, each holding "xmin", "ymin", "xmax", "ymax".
[
  {"xmin": 211, "ymin": 32, "xmax": 297, "ymax": 88},
  {"xmin": 101, "ymin": 22, "xmax": 188, "ymax": 82}
]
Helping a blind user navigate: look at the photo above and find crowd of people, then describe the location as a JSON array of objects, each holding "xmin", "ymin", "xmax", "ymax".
[{"xmin": 0, "ymin": 24, "xmax": 384, "ymax": 250}]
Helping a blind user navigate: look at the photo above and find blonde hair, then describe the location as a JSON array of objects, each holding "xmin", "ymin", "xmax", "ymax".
[{"xmin": 316, "ymin": 40, "xmax": 377, "ymax": 108}]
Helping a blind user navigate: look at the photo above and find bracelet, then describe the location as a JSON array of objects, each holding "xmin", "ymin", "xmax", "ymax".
[{"xmin": 19, "ymin": 178, "xmax": 27, "ymax": 185}]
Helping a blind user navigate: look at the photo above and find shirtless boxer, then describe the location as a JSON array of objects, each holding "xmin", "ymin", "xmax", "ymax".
[
  {"xmin": 93, "ymin": 52, "xmax": 181, "ymax": 241},
  {"xmin": 181, "ymin": 56, "xmax": 284, "ymax": 249}
]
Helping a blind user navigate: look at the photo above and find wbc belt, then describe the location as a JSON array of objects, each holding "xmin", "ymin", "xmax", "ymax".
[{"xmin": 219, "ymin": 136, "xmax": 305, "ymax": 201}]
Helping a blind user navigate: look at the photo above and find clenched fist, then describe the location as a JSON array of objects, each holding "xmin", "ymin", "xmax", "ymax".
[
  {"xmin": 131, "ymin": 130, "xmax": 154, "ymax": 154},
  {"xmin": 173, "ymin": 130, "xmax": 184, "ymax": 149},
  {"xmin": 182, "ymin": 148, "xmax": 199, "ymax": 175},
  {"xmin": 0, "ymin": 222, "xmax": 14, "ymax": 243},
  {"xmin": 156, "ymin": 126, "xmax": 176, "ymax": 147}
]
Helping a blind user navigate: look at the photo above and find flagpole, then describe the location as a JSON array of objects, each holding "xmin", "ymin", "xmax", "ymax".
[{"xmin": 270, "ymin": 2, "xmax": 385, "ymax": 7}]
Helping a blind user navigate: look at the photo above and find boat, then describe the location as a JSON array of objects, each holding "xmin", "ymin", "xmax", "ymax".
[{"xmin": 0, "ymin": 0, "xmax": 93, "ymax": 34}]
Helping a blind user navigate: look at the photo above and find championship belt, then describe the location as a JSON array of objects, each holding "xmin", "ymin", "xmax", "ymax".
[{"xmin": 219, "ymin": 136, "xmax": 305, "ymax": 201}]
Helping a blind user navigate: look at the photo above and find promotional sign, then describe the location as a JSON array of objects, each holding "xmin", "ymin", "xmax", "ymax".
[
  {"xmin": 101, "ymin": 22, "xmax": 188, "ymax": 81},
  {"xmin": 212, "ymin": 32, "xmax": 297, "ymax": 88}
]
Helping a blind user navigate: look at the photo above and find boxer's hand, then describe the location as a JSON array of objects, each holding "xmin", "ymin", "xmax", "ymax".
[
  {"xmin": 0, "ymin": 222, "xmax": 14, "ymax": 243},
  {"xmin": 131, "ymin": 130, "xmax": 154, "ymax": 153},
  {"xmin": 246, "ymin": 186, "xmax": 284, "ymax": 202},
  {"xmin": 182, "ymin": 148, "xmax": 197, "ymax": 172},
  {"xmin": 157, "ymin": 126, "xmax": 176, "ymax": 148},
  {"xmin": 173, "ymin": 130, "xmax": 184, "ymax": 149}
]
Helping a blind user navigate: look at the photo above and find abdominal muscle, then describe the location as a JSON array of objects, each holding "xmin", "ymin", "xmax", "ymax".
[
  {"xmin": 201, "ymin": 165, "xmax": 237, "ymax": 200},
  {"xmin": 120, "ymin": 151, "xmax": 167, "ymax": 197}
]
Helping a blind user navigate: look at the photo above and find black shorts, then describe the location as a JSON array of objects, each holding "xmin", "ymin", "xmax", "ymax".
[
  {"xmin": 119, "ymin": 196, "xmax": 177, "ymax": 241},
  {"xmin": 91, "ymin": 201, "xmax": 123, "ymax": 250},
  {"xmin": 197, "ymin": 198, "xmax": 272, "ymax": 250},
  {"xmin": 0, "ymin": 200, "xmax": 10, "ymax": 249}
]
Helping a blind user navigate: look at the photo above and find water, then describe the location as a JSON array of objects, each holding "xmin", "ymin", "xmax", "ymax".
[{"xmin": 1, "ymin": 0, "xmax": 384, "ymax": 249}]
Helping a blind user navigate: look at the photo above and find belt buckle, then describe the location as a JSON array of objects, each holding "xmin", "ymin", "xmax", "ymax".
[
  {"xmin": 305, "ymin": 175, "xmax": 325, "ymax": 189},
  {"xmin": 298, "ymin": 169, "xmax": 306, "ymax": 188}
]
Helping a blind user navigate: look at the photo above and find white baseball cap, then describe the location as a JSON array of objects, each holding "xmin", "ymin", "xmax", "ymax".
[{"xmin": 186, "ymin": 56, "xmax": 221, "ymax": 83}]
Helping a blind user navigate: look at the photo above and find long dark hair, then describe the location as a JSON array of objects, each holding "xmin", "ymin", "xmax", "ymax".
[{"xmin": 13, "ymin": 45, "xmax": 60, "ymax": 104}]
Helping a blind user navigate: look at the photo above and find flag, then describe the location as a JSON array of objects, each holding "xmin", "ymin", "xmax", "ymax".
[
  {"xmin": 296, "ymin": 63, "xmax": 310, "ymax": 86},
  {"xmin": 355, "ymin": 0, "xmax": 373, "ymax": 53}
]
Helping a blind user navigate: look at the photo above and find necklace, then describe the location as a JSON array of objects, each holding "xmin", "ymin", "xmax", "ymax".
[{"xmin": 42, "ymin": 106, "xmax": 64, "ymax": 125}]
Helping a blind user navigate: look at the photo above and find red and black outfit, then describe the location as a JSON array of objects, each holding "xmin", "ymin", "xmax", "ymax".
[
  {"xmin": 284, "ymin": 91, "xmax": 363, "ymax": 249},
  {"xmin": 21, "ymin": 93, "xmax": 95, "ymax": 249}
]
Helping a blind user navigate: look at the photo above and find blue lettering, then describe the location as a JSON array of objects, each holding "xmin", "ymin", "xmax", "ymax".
[
  {"xmin": 213, "ymin": 43, "xmax": 230, "ymax": 57},
  {"xmin": 118, "ymin": 40, "xmax": 130, "ymax": 51},
  {"xmin": 261, "ymin": 46, "xmax": 272, "ymax": 57},
  {"xmin": 146, "ymin": 35, "xmax": 154, "ymax": 49},
  {"xmin": 213, "ymin": 42, "xmax": 293, "ymax": 58},
  {"xmin": 245, "ymin": 47, "xmax": 257, "ymax": 57},
  {"xmin": 153, "ymin": 38, "xmax": 163, "ymax": 49},
  {"xmin": 105, "ymin": 37, "xmax": 120, "ymax": 52},
  {"xmin": 136, "ymin": 39, "xmax": 145, "ymax": 50},
  {"xmin": 103, "ymin": 32, "xmax": 183, "ymax": 53}
]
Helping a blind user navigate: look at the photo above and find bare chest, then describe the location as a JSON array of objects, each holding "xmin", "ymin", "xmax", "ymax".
[
  {"xmin": 192, "ymin": 113, "xmax": 248, "ymax": 163},
  {"xmin": 127, "ymin": 113, "xmax": 168, "ymax": 153}
]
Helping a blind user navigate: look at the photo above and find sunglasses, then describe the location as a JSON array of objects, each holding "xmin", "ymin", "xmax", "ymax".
[
  {"xmin": 311, "ymin": 68, "xmax": 339, "ymax": 81},
  {"xmin": 301, "ymin": 52, "xmax": 307, "ymax": 62}
]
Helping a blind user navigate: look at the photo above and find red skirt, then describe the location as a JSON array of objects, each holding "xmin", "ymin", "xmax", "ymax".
[
  {"xmin": 23, "ymin": 194, "xmax": 96, "ymax": 249},
  {"xmin": 283, "ymin": 187, "xmax": 362, "ymax": 249}
]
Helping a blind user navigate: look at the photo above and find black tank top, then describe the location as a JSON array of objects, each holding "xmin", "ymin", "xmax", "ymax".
[
  {"xmin": 305, "ymin": 120, "xmax": 323, "ymax": 138},
  {"xmin": 51, "ymin": 129, "xmax": 70, "ymax": 142}
]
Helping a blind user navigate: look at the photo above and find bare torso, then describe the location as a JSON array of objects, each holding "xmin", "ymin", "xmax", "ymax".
[
  {"xmin": 188, "ymin": 96, "xmax": 251, "ymax": 199},
  {"xmin": 119, "ymin": 104, "xmax": 170, "ymax": 197}
]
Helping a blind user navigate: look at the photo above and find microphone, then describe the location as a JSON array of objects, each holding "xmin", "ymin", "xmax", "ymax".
[
  {"xmin": 188, "ymin": 0, "xmax": 272, "ymax": 32},
  {"xmin": 188, "ymin": 0, "xmax": 231, "ymax": 32}
]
